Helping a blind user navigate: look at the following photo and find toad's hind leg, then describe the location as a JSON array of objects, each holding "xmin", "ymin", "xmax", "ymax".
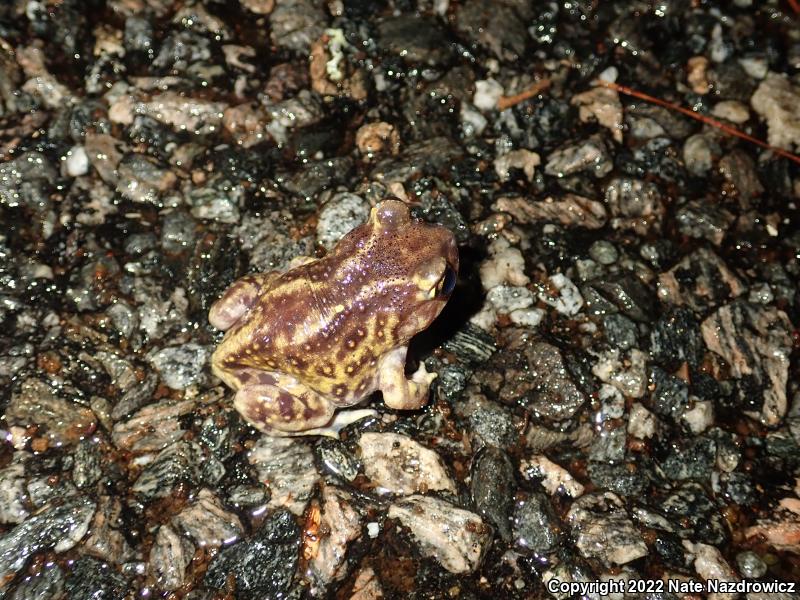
[
  {"xmin": 209, "ymin": 272, "xmax": 278, "ymax": 330},
  {"xmin": 234, "ymin": 378, "xmax": 375, "ymax": 437}
]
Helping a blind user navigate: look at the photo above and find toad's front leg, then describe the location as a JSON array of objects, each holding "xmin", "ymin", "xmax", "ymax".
[{"xmin": 377, "ymin": 346, "xmax": 436, "ymax": 410}]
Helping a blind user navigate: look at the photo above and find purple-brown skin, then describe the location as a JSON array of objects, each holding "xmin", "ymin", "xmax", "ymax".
[{"xmin": 209, "ymin": 199, "xmax": 459, "ymax": 436}]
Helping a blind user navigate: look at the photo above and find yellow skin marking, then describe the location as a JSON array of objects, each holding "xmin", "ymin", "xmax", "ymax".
[{"xmin": 208, "ymin": 199, "xmax": 459, "ymax": 437}]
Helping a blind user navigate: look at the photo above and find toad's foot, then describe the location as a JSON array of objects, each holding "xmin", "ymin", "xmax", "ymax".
[{"xmin": 378, "ymin": 346, "xmax": 436, "ymax": 411}]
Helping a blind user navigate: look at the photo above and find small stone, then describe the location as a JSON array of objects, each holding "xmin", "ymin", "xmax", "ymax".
[
  {"xmin": 589, "ymin": 240, "xmax": 618, "ymax": 265},
  {"xmin": 357, "ymin": 432, "xmax": 457, "ymax": 496},
  {"xmin": 147, "ymin": 343, "xmax": 211, "ymax": 389},
  {"xmin": 512, "ymin": 493, "xmax": 561, "ymax": 554},
  {"xmin": 751, "ymin": 72, "xmax": 800, "ymax": 151},
  {"xmin": 149, "ymin": 525, "xmax": 194, "ymax": 591},
  {"xmin": 682, "ymin": 400, "xmax": 714, "ymax": 434},
  {"xmin": 0, "ymin": 496, "xmax": 96, "ymax": 582},
  {"xmin": 711, "ymin": 100, "xmax": 750, "ymax": 124},
  {"xmin": 471, "ymin": 447, "xmax": 516, "ymax": 541},
  {"xmin": 64, "ymin": 145, "xmax": 89, "ymax": 177},
  {"xmin": 537, "ymin": 273, "xmax": 584, "ymax": 316},
  {"xmin": 248, "ymin": 437, "xmax": 319, "ymax": 515},
  {"xmin": 571, "ymin": 86, "xmax": 623, "ymax": 142},
  {"xmin": 568, "ymin": 492, "xmax": 647, "ymax": 566},
  {"xmin": 735, "ymin": 550, "xmax": 767, "ymax": 579},
  {"xmin": 628, "ymin": 403, "xmax": 657, "ymax": 439},
  {"xmin": 172, "ymin": 489, "xmax": 244, "ymax": 548},
  {"xmin": 316, "ymin": 193, "xmax": 371, "ymax": 252},
  {"xmin": 388, "ymin": 495, "xmax": 491, "ymax": 574},
  {"xmin": 5, "ymin": 379, "xmax": 96, "ymax": 447},
  {"xmin": 479, "ymin": 237, "xmax": 530, "ymax": 290},
  {"xmin": 545, "ymin": 134, "xmax": 613, "ymax": 179},
  {"xmin": 520, "ymin": 455, "xmax": 585, "ymax": 498},
  {"xmin": 355, "ymin": 122, "xmax": 400, "ymax": 157}
]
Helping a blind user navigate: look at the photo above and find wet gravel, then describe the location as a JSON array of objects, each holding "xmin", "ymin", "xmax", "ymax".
[{"xmin": 1, "ymin": 0, "xmax": 800, "ymax": 597}]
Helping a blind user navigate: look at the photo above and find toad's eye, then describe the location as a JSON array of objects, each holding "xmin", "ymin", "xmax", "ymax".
[{"xmin": 436, "ymin": 265, "xmax": 457, "ymax": 297}]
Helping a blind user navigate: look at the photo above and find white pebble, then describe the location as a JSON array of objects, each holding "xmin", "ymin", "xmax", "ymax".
[{"xmin": 65, "ymin": 145, "xmax": 89, "ymax": 177}]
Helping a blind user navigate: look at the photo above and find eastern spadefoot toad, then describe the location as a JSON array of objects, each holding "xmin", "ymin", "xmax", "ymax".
[{"xmin": 209, "ymin": 199, "xmax": 458, "ymax": 436}]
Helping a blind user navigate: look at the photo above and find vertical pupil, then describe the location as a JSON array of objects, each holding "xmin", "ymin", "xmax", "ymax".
[{"xmin": 439, "ymin": 266, "xmax": 456, "ymax": 296}]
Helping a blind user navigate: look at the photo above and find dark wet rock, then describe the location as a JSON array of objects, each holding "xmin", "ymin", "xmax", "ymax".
[
  {"xmin": 456, "ymin": 389, "xmax": 522, "ymax": 449},
  {"xmin": 659, "ymin": 436, "xmax": 716, "ymax": 481},
  {"xmin": 659, "ymin": 482, "xmax": 727, "ymax": 544},
  {"xmin": 234, "ymin": 209, "xmax": 314, "ymax": 273},
  {"xmin": 434, "ymin": 364, "xmax": 469, "ymax": 404},
  {"xmin": 717, "ymin": 471, "xmax": 755, "ymax": 505},
  {"xmin": 228, "ymin": 485, "xmax": 269, "ymax": 511},
  {"xmin": 5, "ymin": 378, "xmax": 96, "ymax": 447},
  {"xmin": 371, "ymin": 137, "xmax": 463, "ymax": 183},
  {"xmin": 82, "ymin": 497, "xmax": 133, "ymax": 565},
  {"xmin": 388, "ymin": 495, "xmax": 491, "ymax": 574},
  {"xmin": 683, "ymin": 133, "xmax": 718, "ymax": 176},
  {"xmin": 658, "ymin": 247, "xmax": 745, "ymax": 311},
  {"xmin": 132, "ymin": 440, "xmax": 217, "ymax": 499},
  {"xmin": 587, "ymin": 461, "xmax": 649, "ymax": 497},
  {"xmin": 653, "ymin": 532, "xmax": 686, "ymax": 569},
  {"xmin": 64, "ymin": 557, "xmax": 127, "ymax": 600},
  {"xmin": 72, "ymin": 438, "xmax": 103, "ymax": 489},
  {"xmin": 602, "ymin": 313, "xmax": 638, "ymax": 351},
  {"xmin": 147, "ymin": 343, "xmax": 211, "ymax": 390},
  {"xmin": 270, "ymin": 0, "xmax": 326, "ymax": 52},
  {"xmin": 674, "ymin": 200, "xmax": 735, "ymax": 245},
  {"xmin": 280, "ymin": 157, "xmax": 354, "ymax": 200},
  {"xmin": 0, "ymin": 496, "xmax": 96, "ymax": 582},
  {"xmin": 719, "ymin": 149, "xmax": 764, "ymax": 206},
  {"xmin": 124, "ymin": 16, "xmax": 154, "ymax": 55},
  {"xmin": 455, "ymin": 0, "xmax": 531, "ymax": 61},
  {"xmin": 187, "ymin": 179, "xmax": 243, "ymax": 223},
  {"xmin": 625, "ymin": 103, "xmax": 694, "ymax": 140},
  {"xmin": 316, "ymin": 193, "xmax": 371, "ymax": 251},
  {"xmin": 441, "ymin": 323, "xmax": 497, "ymax": 367},
  {"xmin": 649, "ymin": 366, "xmax": 690, "ymax": 420},
  {"xmin": 701, "ymin": 301, "xmax": 792, "ymax": 426},
  {"xmin": 604, "ymin": 177, "xmax": 664, "ymax": 233},
  {"xmin": 471, "ymin": 447, "xmax": 515, "ymax": 542},
  {"xmin": 481, "ymin": 331, "xmax": 586, "ymax": 423},
  {"xmin": 378, "ymin": 15, "xmax": 454, "ymax": 68},
  {"xmin": 590, "ymin": 274, "xmax": 656, "ymax": 323},
  {"xmin": 512, "ymin": 492, "xmax": 561, "ymax": 555},
  {"xmin": 204, "ymin": 509, "xmax": 300, "ymax": 600},
  {"xmin": 314, "ymin": 439, "xmax": 361, "ymax": 482},
  {"xmin": 0, "ymin": 152, "xmax": 57, "ymax": 211},
  {"xmin": 567, "ymin": 492, "xmax": 647, "ymax": 566},
  {"xmin": 7, "ymin": 563, "xmax": 65, "ymax": 600},
  {"xmin": 649, "ymin": 308, "xmax": 704, "ymax": 370},
  {"xmin": 588, "ymin": 426, "xmax": 627, "ymax": 463},
  {"xmin": 735, "ymin": 550, "xmax": 767, "ymax": 579}
]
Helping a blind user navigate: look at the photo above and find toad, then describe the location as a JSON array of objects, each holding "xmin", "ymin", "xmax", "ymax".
[{"xmin": 209, "ymin": 199, "xmax": 458, "ymax": 436}]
